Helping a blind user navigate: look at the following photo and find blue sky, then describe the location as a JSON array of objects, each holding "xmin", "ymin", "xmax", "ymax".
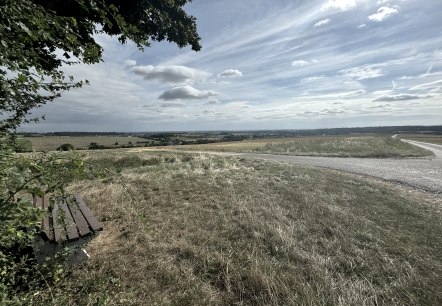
[{"xmin": 24, "ymin": 0, "xmax": 442, "ymax": 132}]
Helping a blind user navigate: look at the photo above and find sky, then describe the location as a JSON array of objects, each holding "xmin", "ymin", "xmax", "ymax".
[{"xmin": 22, "ymin": 0, "xmax": 442, "ymax": 132}]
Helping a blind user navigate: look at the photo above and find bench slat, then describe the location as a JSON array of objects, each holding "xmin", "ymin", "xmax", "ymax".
[
  {"xmin": 69, "ymin": 199, "xmax": 92, "ymax": 238},
  {"xmin": 75, "ymin": 195, "xmax": 103, "ymax": 231},
  {"xmin": 52, "ymin": 203, "xmax": 62, "ymax": 243},
  {"xmin": 59, "ymin": 201, "xmax": 80, "ymax": 242},
  {"xmin": 41, "ymin": 196, "xmax": 50, "ymax": 233},
  {"xmin": 34, "ymin": 195, "xmax": 51, "ymax": 240}
]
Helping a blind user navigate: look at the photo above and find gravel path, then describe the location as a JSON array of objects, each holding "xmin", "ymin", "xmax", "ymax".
[{"xmin": 236, "ymin": 140, "xmax": 442, "ymax": 194}]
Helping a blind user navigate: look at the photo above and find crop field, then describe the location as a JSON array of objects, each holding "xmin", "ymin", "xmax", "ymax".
[
  {"xmin": 400, "ymin": 134, "xmax": 442, "ymax": 145},
  {"xmin": 24, "ymin": 150, "xmax": 442, "ymax": 305},
  {"xmin": 15, "ymin": 137, "xmax": 33, "ymax": 152},
  {"xmin": 24, "ymin": 135, "xmax": 149, "ymax": 151},
  {"xmin": 142, "ymin": 136, "xmax": 432, "ymax": 158}
]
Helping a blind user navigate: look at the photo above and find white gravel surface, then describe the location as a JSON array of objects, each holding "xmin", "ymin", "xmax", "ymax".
[{"xmin": 237, "ymin": 140, "xmax": 442, "ymax": 194}]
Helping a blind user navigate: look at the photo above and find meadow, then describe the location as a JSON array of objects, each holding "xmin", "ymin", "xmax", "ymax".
[
  {"xmin": 399, "ymin": 134, "xmax": 442, "ymax": 145},
  {"xmin": 22, "ymin": 150, "xmax": 442, "ymax": 305},
  {"xmin": 154, "ymin": 136, "xmax": 432, "ymax": 158}
]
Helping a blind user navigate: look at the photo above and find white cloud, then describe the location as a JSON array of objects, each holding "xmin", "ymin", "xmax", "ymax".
[
  {"xmin": 340, "ymin": 66, "xmax": 384, "ymax": 80},
  {"xmin": 218, "ymin": 69, "xmax": 243, "ymax": 77},
  {"xmin": 132, "ymin": 65, "xmax": 210, "ymax": 84},
  {"xmin": 410, "ymin": 79, "xmax": 442, "ymax": 90},
  {"xmin": 159, "ymin": 85, "xmax": 217, "ymax": 100},
  {"xmin": 368, "ymin": 6, "xmax": 399, "ymax": 22},
  {"xmin": 291, "ymin": 60, "xmax": 309, "ymax": 67},
  {"xmin": 321, "ymin": 0, "xmax": 358, "ymax": 11},
  {"xmin": 372, "ymin": 93, "xmax": 431, "ymax": 102},
  {"xmin": 300, "ymin": 76, "xmax": 326, "ymax": 83},
  {"xmin": 329, "ymin": 89, "xmax": 366, "ymax": 98},
  {"xmin": 304, "ymin": 90, "xmax": 366, "ymax": 99},
  {"xmin": 429, "ymin": 87, "xmax": 442, "ymax": 93},
  {"xmin": 314, "ymin": 18, "xmax": 331, "ymax": 27},
  {"xmin": 358, "ymin": 24, "xmax": 367, "ymax": 28},
  {"xmin": 372, "ymin": 90, "xmax": 395, "ymax": 95},
  {"xmin": 124, "ymin": 59, "xmax": 137, "ymax": 67}
]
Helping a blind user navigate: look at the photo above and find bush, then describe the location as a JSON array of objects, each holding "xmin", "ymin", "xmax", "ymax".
[
  {"xmin": 0, "ymin": 135, "xmax": 92, "ymax": 302},
  {"xmin": 57, "ymin": 143, "xmax": 74, "ymax": 151}
]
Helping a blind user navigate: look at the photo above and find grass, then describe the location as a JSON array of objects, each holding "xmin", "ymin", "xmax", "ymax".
[
  {"xmin": 150, "ymin": 136, "xmax": 432, "ymax": 158},
  {"xmin": 400, "ymin": 134, "xmax": 442, "ymax": 145},
  {"xmin": 24, "ymin": 135, "xmax": 149, "ymax": 151},
  {"xmin": 23, "ymin": 150, "xmax": 442, "ymax": 305},
  {"xmin": 15, "ymin": 137, "xmax": 33, "ymax": 152},
  {"xmin": 253, "ymin": 136, "xmax": 432, "ymax": 157}
]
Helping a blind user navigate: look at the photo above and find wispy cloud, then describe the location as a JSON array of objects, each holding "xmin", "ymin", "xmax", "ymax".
[
  {"xmin": 160, "ymin": 102, "xmax": 187, "ymax": 108},
  {"xmin": 340, "ymin": 66, "xmax": 384, "ymax": 80},
  {"xmin": 368, "ymin": 6, "xmax": 399, "ymax": 22},
  {"xmin": 291, "ymin": 60, "xmax": 310, "ymax": 67},
  {"xmin": 372, "ymin": 93, "xmax": 432, "ymax": 102},
  {"xmin": 314, "ymin": 18, "xmax": 331, "ymax": 27},
  {"xmin": 410, "ymin": 79, "xmax": 442, "ymax": 90}
]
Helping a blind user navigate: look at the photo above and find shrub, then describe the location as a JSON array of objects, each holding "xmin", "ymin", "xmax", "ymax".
[{"xmin": 57, "ymin": 143, "xmax": 74, "ymax": 151}]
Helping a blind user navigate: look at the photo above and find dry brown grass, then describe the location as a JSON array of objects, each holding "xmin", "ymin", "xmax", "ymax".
[
  {"xmin": 400, "ymin": 134, "xmax": 442, "ymax": 145},
  {"xmin": 27, "ymin": 151, "xmax": 442, "ymax": 305},
  {"xmin": 141, "ymin": 136, "xmax": 431, "ymax": 158}
]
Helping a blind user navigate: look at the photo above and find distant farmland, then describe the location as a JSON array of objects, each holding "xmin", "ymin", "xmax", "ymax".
[{"xmin": 24, "ymin": 135, "xmax": 149, "ymax": 151}]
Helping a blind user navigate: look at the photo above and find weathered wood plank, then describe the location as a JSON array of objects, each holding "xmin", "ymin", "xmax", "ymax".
[
  {"xmin": 32, "ymin": 194, "xmax": 102, "ymax": 244},
  {"xmin": 75, "ymin": 195, "xmax": 103, "ymax": 231},
  {"xmin": 33, "ymin": 195, "xmax": 52, "ymax": 240},
  {"xmin": 59, "ymin": 201, "xmax": 80, "ymax": 242},
  {"xmin": 52, "ymin": 203, "xmax": 62, "ymax": 243},
  {"xmin": 41, "ymin": 195, "xmax": 50, "ymax": 232},
  {"xmin": 68, "ymin": 199, "xmax": 92, "ymax": 237}
]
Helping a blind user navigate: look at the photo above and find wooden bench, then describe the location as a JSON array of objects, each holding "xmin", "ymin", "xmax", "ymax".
[{"xmin": 32, "ymin": 194, "xmax": 103, "ymax": 264}]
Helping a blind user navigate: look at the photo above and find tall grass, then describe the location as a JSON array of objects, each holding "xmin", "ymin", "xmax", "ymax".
[
  {"xmin": 23, "ymin": 151, "xmax": 442, "ymax": 305},
  {"xmin": 254, "ymin": 136, "xmax": 432, "ymax": 157}
]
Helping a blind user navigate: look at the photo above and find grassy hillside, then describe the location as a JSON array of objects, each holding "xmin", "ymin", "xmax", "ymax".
[
  {"xmin": 144, "ymin": 136, "xmax": 432, "ymax": 158},
  {"xmin": 253, "ymin": 136, "xmax": 432, "ymax": 157},
  {"xmin": 24, "ymin": 151, "xmax": 442, "ymax": 305},
  {"xmin": 400, "ymin": 134, "xmax": 442, "ymax": 145}
]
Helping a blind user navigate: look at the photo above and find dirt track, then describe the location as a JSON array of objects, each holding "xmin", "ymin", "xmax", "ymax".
[{"xmin": 236, "ymin": 140, "xmax": 442, "ymax": 194}]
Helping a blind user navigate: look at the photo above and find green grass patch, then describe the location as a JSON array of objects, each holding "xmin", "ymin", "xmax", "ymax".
[
  {"xmin": 24, "ymin": 136, "xmax": 149, "ymax": 151},
  {"xmin": 17, "ymin": 151, "xmax": 442, "ymax": 305},
  {"xmin": 15, "ymin": 138, "xmax": 33, "ymax": 152}
]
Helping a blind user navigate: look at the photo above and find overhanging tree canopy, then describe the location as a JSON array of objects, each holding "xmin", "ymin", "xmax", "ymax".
[{"xmin": 0, "ymin": 0, "xmax": 201, "ymax": 132}]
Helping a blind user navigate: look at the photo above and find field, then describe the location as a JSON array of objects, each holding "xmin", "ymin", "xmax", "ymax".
[
  {"xmin": 147, "ymin": 136, "xmax": 432, "ymax": 158},
  {"xmin": 24, "ymin": 135, "xmax": 149, "ymax": 151},
  {"xmin": 24, "ymin": 150, "xmax": 442, "ymax": 305},
  {"xmin": 400, "ymin": 134, "xmax": 442, "ymax": 145},
  {"xmin": 15, "ymin": 137, "xmax": 33, "ymax": 152}
]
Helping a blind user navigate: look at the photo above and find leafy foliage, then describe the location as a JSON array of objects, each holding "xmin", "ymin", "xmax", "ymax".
[
  {"xmin": 0, "ymin": 0, "xmax": 201, "ymax": 132},
  {"xmin": 0, "ymin": 135, "xmax": 99, "ymax": 302},
  {"xmin": 57, "ymin": 143, "xmax": 75, "ymax": 151},
  {"xmin": 0, "ymin": 0, "xmax": 201, "ymax": 302}
]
